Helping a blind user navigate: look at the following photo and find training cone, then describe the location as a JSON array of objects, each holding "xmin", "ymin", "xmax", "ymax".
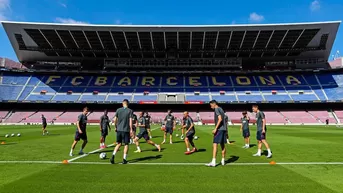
[
  {"xmin": 269, "ymin": 161, "xmax": 276, "ymax": 165},
  {"xmin": 62, "ymin": 160, "xmax": 69, "ymax": 164},
  {"xmin": 1, "ymin": 141, "xmax": 5, "ymax": 145}
]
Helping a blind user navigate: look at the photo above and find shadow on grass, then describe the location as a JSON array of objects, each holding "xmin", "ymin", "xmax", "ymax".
[
  {"xmin": 226, "ymin": 156, "xmax": 239, "ymax": 163},
  {"xmin": 197, "ymin": 148, "xmax": 206, "ymax": 153},
  {"xmin": 129, "ymin": 154, "xmax": 163, "ymax": 163},
  {"xmin": 249, "ymin": 144, "xmax": 257, "ymax": 148}
]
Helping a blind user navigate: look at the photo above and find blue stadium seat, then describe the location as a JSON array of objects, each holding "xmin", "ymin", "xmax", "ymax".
[
  {"xmin": 106, "ymin": 95, "xmax": 131, "ymax": 102},
  {"xmin": 290, "ymin": 94, "xmax": 318, "ymax": 101},
  {"xmin": 133, "ymin": 95, "xmax": 157, "ymax": 101},
  {"xmin": 80, "ymin": 95, "xmax": 106, "ymax": 101},
  {"xmin": 211, "ymin": 95, "xmax": 237, "ymax": 101},
  {"xmin": 27, "ymin": 94, "xmax": 53, "ymax": 101},
  {"xmin": 323, "ymin": 87, "xmax": 343, "ymax": 100},
  {"xmin": 0, "ymin": 85, "xmax": 23, "ymax": 100},
  {"xmin": 264, "ymin": 94, "xmax": 291, "ymax": 101},
  {"xmin": 237, "ymin": 95, "xmax": 263, "ymax": 102},
  {"xmin": 160, "ymin": 87, "xmax": 184, "ymax": 93},
  {"xmin": 52, "ymin": 95, "xmax": 81, "ymax": 101},
  {"xmin": 18, "ymin": 86, "xmax": 34, "ymax": 100},
  {"xmin": 185, "ymin": 95, "xmax": 210, "ymax": 101},
  {"xmin": 1, "ymin": 74, "xmax": 29, "ymax": 85}
]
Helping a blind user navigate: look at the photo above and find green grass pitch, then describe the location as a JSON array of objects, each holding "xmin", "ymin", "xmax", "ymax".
[{"xmin": 1, "ymin": 124, "xmax": 343, "ymax": 193}]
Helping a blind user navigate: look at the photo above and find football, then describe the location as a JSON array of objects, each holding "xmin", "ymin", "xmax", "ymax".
[
  {"xmin": 17, "ymin": 133, "xmax": 21, "ymax": 137},
  {"xmin": 5, "ymin": 134, "xmax": 9, "ymax": 138},
  {"xmin": 11, "ymin": 133, "xmax": 15, "ymax": 137},
  {"xmin": 99, "ymin": 152, "xmax": 107, "ymax": 159},
  {"xmin": 176, "ymin": 134, "xmax": 179, "ymax": 137},
  {"xmin": 194, "ymin": 136, "xmax": 199, "ymax": 140}
]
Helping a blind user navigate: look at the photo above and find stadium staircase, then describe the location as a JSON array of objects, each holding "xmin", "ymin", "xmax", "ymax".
[
  {"xmin": 17, "ymin": 76, "xmax": 32, "ymax": 100},
  {"xmin": 330, "ymin": 110, "xmax": 340, "ymax": 124},
  {"xmin": 306, "ymin": 111, "xmax": 322, "ymax": 123},
  {"xmin": 302, "ymin": 75, "xmax": 320, "ymax": 100},
  {"xmin": 278, "ymin": 111, "xmax": 291, "ymax": 124},
  {"xmin": 315, "ymin": 75, "xmax": 329, "ymax": 100},
  {"xmin": 18, "ymin": 110, "xmax": 39, "ymax": 123}
]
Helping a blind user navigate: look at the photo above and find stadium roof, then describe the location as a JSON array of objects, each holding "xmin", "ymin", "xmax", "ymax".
[{"xmin": 1, "ymin": 21, "xmax": 341, "ymax": 62}]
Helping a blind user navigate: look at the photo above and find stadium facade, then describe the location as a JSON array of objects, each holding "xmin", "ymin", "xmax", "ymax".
[{"xmin": 0, "ymin": 21, "xmax": 342, "ymax": 125}]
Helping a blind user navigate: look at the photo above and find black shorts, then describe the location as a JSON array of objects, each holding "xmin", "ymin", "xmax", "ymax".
[
  {"xmin": 256, "ymin": 130, "xmax": 267, "ymax": 141},
  {"xmin": 137, "ymin": 131, "xmax": 150, "ymax": 141},
  {"xmin": 101, "ymin": 129, "xmax": 108, "ymax": 137},
  {"xmin": 213, "ymin": 130, "xmax": 227, "ymax": 145},
  {"xmin": 146, "ymin": 125, "xmax": 151, "ymax": 130},
  {"xmin": 242, "ymin": 129, "xmax": 250, "ymax": 138},
  {"xmin": 75, "ymin": 131, "xmax": 87, "ymax": 141},
  {"xmin": 186, "ymin": 131, "xmax": 195, "ymax": 140},
  {"xmin": 165, "ymin": 126, "xmax": 173, "ymax": 134},
  {"xmin": 42, "ymin": 124, "xmax": 47, "ymax": 129},
  {"xmin": 116, "ymin": 131, "xmax": 130, "ymax": 145},
  {"xmin": 132, "ymin": 126, "xmax": 137, "ymax": 133}
]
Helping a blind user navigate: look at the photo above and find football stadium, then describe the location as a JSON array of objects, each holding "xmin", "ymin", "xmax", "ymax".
[{"xmin": 1, "ymin": 20, "xmax": 343, "ymax": 192}]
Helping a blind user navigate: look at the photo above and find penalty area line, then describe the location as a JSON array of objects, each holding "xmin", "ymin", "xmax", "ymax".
[{"xmin": 1, "ymin": 161, "xmax": 343, "ymax": 166}]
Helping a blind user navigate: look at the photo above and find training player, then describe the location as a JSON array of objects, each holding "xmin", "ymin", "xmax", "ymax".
[
  {"xmin": 183, "ymin": 111, "xmax": 197, "ymax": 155},
  {"xmin": 224, "ymin": 114, "xmax": 231, "ymax": 144},
  {"xmin": 134, "ymin": 111, "xmax": 161, "ymax": 153},
  {"xmin": 252, "ymin": 105, "xmax": 272, "ymax": 158},
  {"xmin": 179, "ymin": 116, "xmax": 186, "ymax": 140},
  {"xmin": 41, "ymin": 114, "xmax": 49, "ymax": 135},
  {"xmin": 100, "ymin": 110, "xmax": 111, "ymax": 149},
  {"xmin": 131, "ymin": 113, "xmax": 138, "ymax": 144},
  {"xmin": 240, "ymin": 111, "xmax": 250, "ymax": 148},
  {"xmin": 162, "ymin": 110, "xmax": 175, "ymax": 144},
  {"xmin": 144, "ymin": 112, "xmax": 153, "ymax": 138},
  {"xmin": 206, "ymin": 100, "xmax": 227, "ymax": 167},
  {"xmin": 69, "ymin": 107, "xmax": 89, "ymax": 157},
  {"xmin": 110, "ymin": 99, "xmax": 133, "ymax": 164}
]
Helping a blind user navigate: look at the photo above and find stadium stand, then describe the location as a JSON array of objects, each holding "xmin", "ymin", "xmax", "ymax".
[{"xmin": 1, "ymin": 73, "xmax": 343, "ymax": 103}]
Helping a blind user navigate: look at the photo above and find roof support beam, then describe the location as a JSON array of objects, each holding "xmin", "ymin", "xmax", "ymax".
[
  {"xmin": 177, "ymin": 31, "xmax": 179, "ymax": 49},
  {"xmin": 69, "ymin": 30, "xmax": 84, "ymax": 57},
  {"xmin": 163, "ymin": 31, "xmax": 167, "ymax": 49},
  {"xmin": 38, "ymin": 29, "xmax": 59, "ymax": 56},
  {"xmin": 249, "ymin": 30, "xmax": 261, "ymax": 58},
  {"xmin": 201, "ymin": 31, "xmax": 206, "ymax": 58},
  {"xmin": 150, "ymin": 32, "xmax": 156, "ymax": 58},
  {"xmin": 261, "ymin": 30, "xmax": 275, "ymax": 58},
  {"xmin": 96, "ymin": 31, "xmax": 108, "ymax": 58},
  {"xmin": 109, "ymin": 31, "xmax": 119, "ymax": 58},
  {"xmin": 237, "ymin": 30, "xmax": 247, "ymax": 57},
  {"xmin": 82, "ymin": 31, "xmax": 96, "ymax": 57},
  {"xmin": 189, "ymin": 32, "xmax": 192, "ymax": 58},
  {"xmin": 136, "ymin": 32, "xmax": 143, "ymax": 58},
  {"xmin": 274, "ymin": 30, "xmax": 289, "ymax": 56},
  {"xmin": 122, "ymin": 32, "xmax": 132, "ymax": 58},
  {"xmin": 286, "ymin": 29, "xmax": 305, "ymax": 56},
  {"xmin": 225, "ymin": 31, "xmax": 233, "ymax": 58},
  {"xmin": 55, "ymin": 30, "xmax": 72, "ymax": 57},
  {"xmin": 213, "ymin": 31, "xmax": 220, "ymax": 58}
]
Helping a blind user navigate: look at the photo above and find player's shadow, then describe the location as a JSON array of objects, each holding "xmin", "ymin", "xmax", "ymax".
[
  {"xmin": 249, "ymin": 144, "xmax": 257, "ymax": 148},
  {"xmin": 229, "ymin": 140, "xmax": 236, "ymax": 143},
  {"xmin": 226, "ymin": 156, "xmax": 239, "ymax": 163},
  {"xmin": 197, "ymin": 148, "xmax": 206, "ymax": 153},
  {"xmin": 129, "ymin": 155, "xmax": 163, "ymax": 163}
]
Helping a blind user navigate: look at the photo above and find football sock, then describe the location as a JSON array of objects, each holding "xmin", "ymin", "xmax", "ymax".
[
  {"xmin": 112, "ymin": 150, "xmax": 117, "ymax": 156},
  {"xmin": 257, "ymin": 149, "xmax": 262, "ymax": 154},
  {"xmin": 137, "ymin": 146, "xmax": 141, "ymax": 151},
  {"xmin": 267, "ymin": 149, "xmax": 272, "ymax": 154},
  {"xmin": 123, "ymin": 154, "xmax": 127, "ymax": 160},
  {"xmin": 221, "ymin": 158, "xmax": 225, "ymax": 163},
  {"xmin": 70, "ymin": 149, "xmax": 73, "ymax": 154},
  {"xmin": 154, "ymin": 144, "xmax": 159, "ymax": 148},
  {"xmin": 211, "ymin": 158, "xmax": 216, "ymax": 164},
  {"xmin": 80, "ymin": 148, "xmax": 83, "ymax": 152},
  {"xmin": 187, "ymin": 148, "xmax": 190, "ymax": 152}
]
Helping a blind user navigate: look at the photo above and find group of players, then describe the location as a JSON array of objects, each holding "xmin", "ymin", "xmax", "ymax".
[{"xmin": 67, "ymin": 99, "xmax": 272, "ymax": 166}]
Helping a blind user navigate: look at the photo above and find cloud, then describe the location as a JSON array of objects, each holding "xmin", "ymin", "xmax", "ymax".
[
  {"xmin": 54, "ymin": 17, "xmax": 88, "ymax": 24},
  {"xmin": 0, "ymin": 0, "xmax": 10, "ymax": 20},
  {"xmin": 310, "ymin": 0, "xmax": 320, "ymax": 11},
  {"xmin": 59, "ymin": 3, "xmax": 67, "ymax": 8},
  {"xmin": 249, "ymin": 12, "xmax": 264, "ymax": 23}
]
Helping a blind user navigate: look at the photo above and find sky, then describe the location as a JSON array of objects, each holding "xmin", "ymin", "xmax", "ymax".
[{"xmin": 0, "ymin": 0, "xmax": 342, "ymax": 61}]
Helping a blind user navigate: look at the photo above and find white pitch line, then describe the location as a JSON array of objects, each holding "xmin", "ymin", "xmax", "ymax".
[
  {"xmin": 2, "ymin": 161, "xmax": 343, "ymax": 166},
  {"xmin": 68, "ymin": 127, "xmax": 160, "ymax": 163},
  {"xmin": 67, "ymin": 144, "xmax": 115, "ymax": 162}
]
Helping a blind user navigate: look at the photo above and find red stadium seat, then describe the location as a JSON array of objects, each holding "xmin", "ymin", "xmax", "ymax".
[
  {"xmin": 40, "ymin": 90, "xmax": 47, "ymax": 94},
  {"xmin": 93, "ymin": 91, "xmax": 99, "ymax": 95}
]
